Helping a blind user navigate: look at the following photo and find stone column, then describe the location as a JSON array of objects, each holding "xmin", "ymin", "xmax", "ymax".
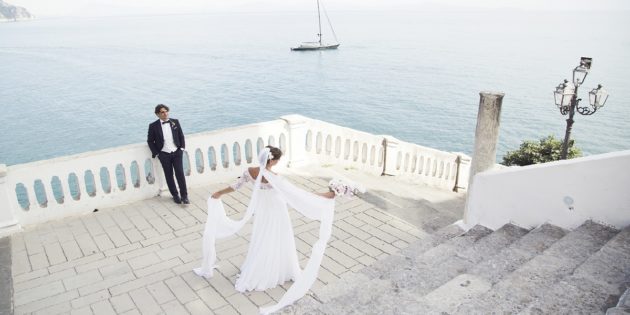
[
  {"xmin": 281, "ymin": 114, "xmax": 310, "ymax": 168},
  {"xmin": 0, "ymin": 164, "xmax": 20, "ymax": 236},
  {"xmin": 469, "ymin": 92, "xmax": 504, "ymax": 185},
  {"xmin": 463, "ymin": 91, "xmax": 504, "ymax": 226}
]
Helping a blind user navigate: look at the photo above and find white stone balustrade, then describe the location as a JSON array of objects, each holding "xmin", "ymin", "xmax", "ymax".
[
  {"xmin": 381, "ymin": 136, "xmax": 463, "ymax": 191},
  {"xmin": 0, "ymin": 115, "xmax": 470, "ymax": 235}
]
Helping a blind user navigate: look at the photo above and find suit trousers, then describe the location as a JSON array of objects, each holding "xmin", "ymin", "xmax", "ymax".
[{"xmin": 158, "ymin": 149, "xmax": 188, "ymax": 199}]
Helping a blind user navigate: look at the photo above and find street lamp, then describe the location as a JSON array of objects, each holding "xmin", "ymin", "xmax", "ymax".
[{"xmin": 553, "ymin": 57, "xmax": 609, "ymax": 159}]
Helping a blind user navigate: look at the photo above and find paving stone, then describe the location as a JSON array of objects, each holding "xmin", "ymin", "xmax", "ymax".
[
  {"xmin": 156, "ymin": 244, "xmax": 188, "ymax": 260},
  {"xmin": 117, "ymin": 244, "xmax": 160, "ymax": 261},
  {"xmin": 60, "ymin": 240, "xmax": 84, "ymax": 261},
  {"xmin": 180, "ymin": 271, "xmax": 211, "ymax": 291},
  {"xmin": 128, "ymin": 287, "xmax": 161, "ymax": 314},
  {"xmin": 140, "ymin": 232, "xmax": 175, "ymax": 247},
  {"xmin": 225, "ymin": 293, "xmax": 258, "ymax": 315},
  {"xmin": 127, "ymin": 252, "xmax": 161, "ymax": 270},
  {"xmin": 32, "ymin": 301, "xmax": 72, "ymax": 315},
  {"xmin": 70, "ymin": 306, "xmax": 93, "ymax": 315},
  {"xmin": 71, "ymin": 289, "xmax": 110, "ymax": 309},
  {"xmin": 63, "ymin": 269, "xmax": 103, "ymax": 290},
  {"xmin": 146, "ymin": 280, "xmax": 176, "ymax": 304},
  {"xmin": 13, "ymin": 267, "xmax": 49, "ymax": 285},
  {"xmin": 165, "ymin": 275, "xmax": 199, "ymax": 304},
  {"xmin": 128, "ymin": 215, "xmax": 151, "ymax": 231},
  {"xmin": 110, "ymin": 293, "xmax": 135, "ymax": 313},
  {"xmin": 105, "ymin": 226, "xmax": 131, "ymax": 248},
  {"xmin": 185, "ymin": 299, "xmax": 212, "ymax": 315},
  {"xmin": 29, "ymin": 252, "xmax": 50, "ymax": 270},
  {"xmin": 13, "ymin": 280, "xmax": 66, "ymax": 306},
  {"xmin": 75, "ymin": 255, "xmax": 119, "ymax": 274},
  {"xmin": 196, "ymin": 286, "xmax": 228, "ymax": 310},
  {"xmin": 11, "ymin": 249, "xmax": 31, "ymax": 275},
  {"xmin": 78, "ymin": 272, "xmax": 136, "ymax": 296},
  {"xmin": 91, "ymin": 300, "xmax": 117, "ymax": 315},
  {"xmin": 108, "ymin": 270, "xmax": 173, "ymax": 296},
  {"xmin": 111, "ymin": 211, "xmax": 135, "ymax": 231},
  {"xmin": 134, "ymin": 257, "xmax": 181, "ymax": 277},
  {"xmin": 160, "ymin": 299, "xmax": 190, "ymax": 314},
  {"xmin": 103, "ymin": 243, "xmax": 142, "ymax": 258},
  {"xmin": 75, "ymin": 234, "xmax": 100, "ymax": 256},
  {"xmin": 14, "ymin": 289, "xmax": 79, "ymax": 314},
  {"xmin": 93, "ymin": 234, "xmax": 115, "ymax": 252}
]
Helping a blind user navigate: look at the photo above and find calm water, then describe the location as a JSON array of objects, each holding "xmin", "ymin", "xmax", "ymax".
[{"xmin": 1, "ymin": 10, "xmax": 629, "ymax": 166}]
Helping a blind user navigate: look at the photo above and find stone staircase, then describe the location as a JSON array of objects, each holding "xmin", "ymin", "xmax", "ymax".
[{"xmin": 291, "ymin": 220, "xmax": 630, "ymax": 314}]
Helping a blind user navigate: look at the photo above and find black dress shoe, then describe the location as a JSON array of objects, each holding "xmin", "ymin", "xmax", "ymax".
[
  {"xmin": 182, "ymin": 197, "xmax": 190, "ymax": 204},
  {"xmin": 173, "ymin": 196, "xmax": 182, "ymax": 204}
]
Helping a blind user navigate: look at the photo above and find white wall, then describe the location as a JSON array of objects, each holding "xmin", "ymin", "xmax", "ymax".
[{"xmin": 464, "ymin": 150, "xmax": 630, "ymax": 230}]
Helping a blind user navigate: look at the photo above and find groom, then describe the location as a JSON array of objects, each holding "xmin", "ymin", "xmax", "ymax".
[{"xmin": 147, "ymin": 104, "xmax": 189, "ymax": 204}]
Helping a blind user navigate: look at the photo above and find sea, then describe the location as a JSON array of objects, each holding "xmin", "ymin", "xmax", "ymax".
[{"xmin": 1, "ymin": 9, "xmax": 629, "ymax": 166}]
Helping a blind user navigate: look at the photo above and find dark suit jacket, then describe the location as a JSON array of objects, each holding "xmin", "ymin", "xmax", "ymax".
[{"xmin": 147, "ymin": 119, "xmax": 186, "ymax": 158}]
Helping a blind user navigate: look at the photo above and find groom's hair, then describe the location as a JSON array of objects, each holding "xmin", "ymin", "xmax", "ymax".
[
  {"xmin": 154, "ymin": 104, "xmax": 169, "ymax": 114},
  {"xmin": 266, "ymin": 146, "xmax": 282, "ymax": 161}
]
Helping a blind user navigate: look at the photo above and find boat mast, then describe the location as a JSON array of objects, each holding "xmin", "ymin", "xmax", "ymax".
[{"xmin": 317, "ymin": 0, "xmax": 322, "ymax": 45}]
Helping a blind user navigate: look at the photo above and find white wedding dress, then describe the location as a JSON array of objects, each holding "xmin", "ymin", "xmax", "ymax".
[
  {"xmin": 194, "ymin": 148, "xmax": 362, "ymax": 314},
  {"xmin": 230, "ymin": 171, "xmax": 302, "ymax": 292}
]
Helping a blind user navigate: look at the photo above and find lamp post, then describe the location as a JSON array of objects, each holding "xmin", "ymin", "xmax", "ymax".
[{"xmin": 553, "ymin": 57, "xmax": 609, "ymax": 159}]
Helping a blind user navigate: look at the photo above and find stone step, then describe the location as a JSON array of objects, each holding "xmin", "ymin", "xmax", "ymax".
[
  {"xmin": 520, "ymin": 225, "xmax": 630, "ymax": 314},
  {"xmin": 469, "ymin": 223, "xmax": 567, "ymax": 285},
  {"xmin": 391, "ymin": 224, "xmax": 527, "ymax": 295},
  {"xmin": 417, "ymin": 223, "xmax": 566, "ymax": 314},
  {"xmin": 380, "ymin": 224, "xmax": 529, "ymax": 314},
  {"xmin": 360, "ymin": 223, "xmax": 464, "ymax": 281},
  {"xmin": 455, "ymin": 220, "xmax": 619, "ymax": 314},
  {"xmin": 291, "ymin": 224, "xmax": 463, "ymax": 312},
  {"xmin": 607, "ymin": 286, "xmax": 630, "ymax": 315},
  {"xmin": 293, "ymin": 225, "xmax": 493, "ymax": 314},
  {"xmin": 386, "ymin": 224, "xmax": 493, "ymax": 291}
]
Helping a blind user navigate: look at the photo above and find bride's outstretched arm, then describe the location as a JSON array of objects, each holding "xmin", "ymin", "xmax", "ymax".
[
  {"xmin": 211, "ymin": 187, "xmax": 234, "ymax": 199},
  {"xmin": 316, "ymin": 191, "xmax": 336, "ymax": 199},
  {"xmin": 212, "ymin": 170, "xmax": 254, "ymax": 198}
]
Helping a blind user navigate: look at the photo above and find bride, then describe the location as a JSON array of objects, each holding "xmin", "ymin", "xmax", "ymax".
[{"xmin": 194, "ymin": 145, "xmax": 363, "ymax": 314}]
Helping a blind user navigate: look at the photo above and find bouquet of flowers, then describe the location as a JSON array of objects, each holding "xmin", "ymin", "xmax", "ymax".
[{"xmin": 328, "ymin": 178, "xmax": 366, "ymax": 198}]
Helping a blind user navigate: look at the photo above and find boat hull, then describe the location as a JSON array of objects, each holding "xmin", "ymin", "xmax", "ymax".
[{"xmin": 291, "ymin": 43, "xmax": 340, "ymax": 51}]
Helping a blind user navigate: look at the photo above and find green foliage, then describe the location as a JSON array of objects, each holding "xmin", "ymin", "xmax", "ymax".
[{"xmin": 502, "ymin": 135, "xmax": 582, "ymax": 166}]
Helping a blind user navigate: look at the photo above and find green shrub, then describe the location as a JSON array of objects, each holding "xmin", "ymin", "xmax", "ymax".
[{"xmin": 502, "ymin": 135, "xmax": 582, "ymax": 166}]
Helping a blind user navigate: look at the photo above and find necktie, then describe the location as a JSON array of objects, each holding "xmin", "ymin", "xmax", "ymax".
[{"xmin": 162, "ymin": 120, "xmax": 170, "ymax": 124}]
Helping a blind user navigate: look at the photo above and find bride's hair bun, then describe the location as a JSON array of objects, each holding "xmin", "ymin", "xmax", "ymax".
[{"xmin": 265, "ymin": 146, "xmax": 282, "ymax": 161}]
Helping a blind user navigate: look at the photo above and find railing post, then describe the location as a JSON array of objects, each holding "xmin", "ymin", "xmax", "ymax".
[
  {"xmin": 281, "ymin": 115, "xmax": 310, "ymax": 168},
  {"xmin": 381, "ymin": 136, "xmax": 399, "ymax": 176},
  {"xmin": 0, "ymin": 164, "xmax": 20, "ymax": 236},
  {"xmin": 463, "ymin": 91, "xmax": 504, "ymax": 226},
  {"xmin": 452, "ymin": 152, "xmax": 472, "ymax": 192}
]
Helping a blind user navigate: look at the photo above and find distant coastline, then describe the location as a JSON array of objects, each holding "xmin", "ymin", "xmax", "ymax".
[{"xmin": 0, "ymin": 0, "xmax": 33, "ymax": 22}]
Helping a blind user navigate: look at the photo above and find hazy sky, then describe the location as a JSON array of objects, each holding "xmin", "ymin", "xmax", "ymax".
[{"xmin": 8, "ymin": 0, "xmax": 630, "ymax": 17}]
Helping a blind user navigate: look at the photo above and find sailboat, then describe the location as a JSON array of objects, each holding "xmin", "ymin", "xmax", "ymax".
[{"xmin": 291, "ymin": 0, "xmax": 340, "ymax": 51}]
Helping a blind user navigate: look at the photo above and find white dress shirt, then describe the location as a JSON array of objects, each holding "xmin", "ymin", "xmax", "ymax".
[{"xmin": 160, "ymin": 120, "xmax": 178, "ymax": 153}]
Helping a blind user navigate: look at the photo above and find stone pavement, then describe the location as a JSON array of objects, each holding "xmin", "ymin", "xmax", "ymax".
[{"xmin": 4, "ymin": 167, "xmax": 464, "ymax": 315}]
